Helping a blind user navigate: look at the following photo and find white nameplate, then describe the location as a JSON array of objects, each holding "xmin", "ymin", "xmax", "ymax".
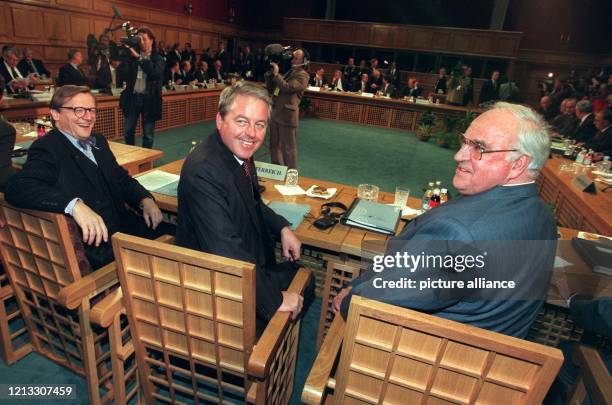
[
  {"xmin": 308, "ymin": 86, "xmax": 321, "ymax": 92},
  {"xmin": 360, "ymin": 92, "xmax": 374, "ymax": 98},
  {"xmin": 255, "ymin": 161, "xmax": 287, "ymax": 181}
]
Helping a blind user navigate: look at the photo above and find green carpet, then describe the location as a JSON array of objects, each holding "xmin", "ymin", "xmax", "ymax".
[{"xmin": 1, "ymin": 118, "xmax": 459, "ymax": 404}]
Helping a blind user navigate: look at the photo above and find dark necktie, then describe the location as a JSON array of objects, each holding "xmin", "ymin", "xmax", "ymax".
[
  {"xmin": 242, "ymin": 159, "xmax": 251, "ymax": 180},
  {"xmin": 11, "ymin": 67, "xmax": 19, "ymax": 79},
  {"xmin": 78, "ymin": 137, "xmax": 96, "ymax": 150}
]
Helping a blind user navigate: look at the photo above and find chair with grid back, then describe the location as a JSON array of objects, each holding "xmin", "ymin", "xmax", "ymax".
[
  {"xmin": 0, "ymin": 262, "xmax": 32, "ymax": 364},
  {"xmin": 111, "ymin": 232, "xmax": 312, "ymax": 404},
  {"xmin": 0, "ymin": 196, "xmax": 138, "ymax": 404},
  {"xmin": 316, "ymin": 260, "xmax": 362, "ymax": 349},
  {"xmin": 303, "ymin": 295, "xmax": 564, "ymax": 404}
]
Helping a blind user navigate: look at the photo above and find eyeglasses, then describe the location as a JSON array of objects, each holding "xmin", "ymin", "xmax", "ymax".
[
  {"xmin": 58, "ymin": 106, "xmax": 97, "ymax": 118},
  {"xmin": 459, "ymin": 134, "xmax": 517, "ymax": 160}
]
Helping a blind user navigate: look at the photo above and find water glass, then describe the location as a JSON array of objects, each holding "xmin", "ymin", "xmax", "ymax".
[
  {"xmin": 357, "ymin": 184, "xmax": 379, "ymax": 202},
  {"xmin": 285, "ymin": 169, "xmax": 299, "ymax": 186},
  {"xmin": 394, "ymin": 187, "xmax": 410, "ymax": 208}
]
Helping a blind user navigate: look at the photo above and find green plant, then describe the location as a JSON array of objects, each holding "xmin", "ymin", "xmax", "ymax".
[
  {"xmin": 441, "ymin": 115, "xmax": 461, "ymax": 132},
  {"xmin": 416, "ymin": 123, "xmax": 434, "ymax": 141},
  {"xmin": 419, "ymin": 110, "xmax": 435, "ymax": 126},
  {"xmin": 457, "ymin": 111, "xmax": 477, "ymax": 133},
  {"xmin": 435, "ymin": 131, "xmax": 456, "ymax": 148}
]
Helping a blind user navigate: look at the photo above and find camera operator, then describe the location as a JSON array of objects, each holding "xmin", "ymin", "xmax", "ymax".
[
  {"xmin": 264, "ymin": 48, "xmax": 309, "ymax": 169},
  {"xmin": 119, "ymin": 26, "xmax": 164, "ymax": 149}
]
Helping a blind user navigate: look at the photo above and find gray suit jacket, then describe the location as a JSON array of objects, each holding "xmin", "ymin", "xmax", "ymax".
[{"xmin": 344, "ymin": 184, "xmax": 558, "ymax": 338}]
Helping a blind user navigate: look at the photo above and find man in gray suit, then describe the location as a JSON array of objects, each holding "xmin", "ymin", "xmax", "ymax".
[
  {"xmin": 265, "ymin": 49, "xmax": 309, "ymax": 169},
  {"xmin": 333, "ymin": 102, "xmax": 558, "ymax": 338}
]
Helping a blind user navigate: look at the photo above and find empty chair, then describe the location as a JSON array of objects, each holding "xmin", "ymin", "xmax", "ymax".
[
  {"xmin": 303, "ymin": 295, "xmax": 564, "ymax": 404},
  {"xmin": 111, "ymin": 232, "xmax": 312, "ymax": 404}
]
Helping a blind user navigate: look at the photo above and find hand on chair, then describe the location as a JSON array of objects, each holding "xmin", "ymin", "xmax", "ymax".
[
  {"xmin": 278, "ymin": 291, "xmax": 304, "ymax": 320},
  {"xmin": 72, "ymin": 200, "xmax": 109, "ymax": 247}
]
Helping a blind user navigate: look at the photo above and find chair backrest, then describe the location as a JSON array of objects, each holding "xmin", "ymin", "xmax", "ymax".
[
  {"xmin": 0, "ymin": 197, "xmax": 129, "ymax": 404},
  {"xmin": 112, "ymin": 232, "xmax": 258, "ymax": 404},
  {"xmin": 334, "ymin": 295, "xmax": 564, "ymax": 405}
]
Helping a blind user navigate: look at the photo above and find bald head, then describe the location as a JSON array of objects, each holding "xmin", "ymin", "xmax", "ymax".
[
  {"xmin": 292, "ymin": 49, "xmax": 304, "ymax": 66},
  {"xmin": 540, "ymin": 96, "xmax": 552, "ymax": 110}
]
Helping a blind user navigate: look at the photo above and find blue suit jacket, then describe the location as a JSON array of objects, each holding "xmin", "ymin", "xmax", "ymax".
[{"xmin": 345, "ymin": 183, "xmax": 558, "ymax": 338}]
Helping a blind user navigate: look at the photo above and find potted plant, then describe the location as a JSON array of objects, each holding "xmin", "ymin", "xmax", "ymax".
[
  {"xmin": 416, "ymin": 110, "xmax": 435, "ymax": 142},
  {"xmin": 435, "ymin": 115, "xmax": 461, "ymax": 148},
  {"xmin": 299, "ymin": 96, "xmax": 311, "ymax": 118}
]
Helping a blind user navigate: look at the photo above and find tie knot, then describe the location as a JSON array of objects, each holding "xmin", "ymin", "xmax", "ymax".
[{"xmin": 78, "ymin": 137, "xmax": 96, "ymax": 150}]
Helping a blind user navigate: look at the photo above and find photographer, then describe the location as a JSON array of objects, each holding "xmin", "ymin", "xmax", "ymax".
[
  {"xmin": 120, "ymin": 26, "xmax": 164, "ymax": 149},
  {"xmin": 264, "ymin": 48, "xmax": 309, "ymax": 169}
]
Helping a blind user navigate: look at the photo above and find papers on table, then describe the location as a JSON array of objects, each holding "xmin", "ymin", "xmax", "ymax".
[
  {"xmin": 341, "ymin": 198, "xmax": 401, "ymax": 235},
  {"xmin": 137, "ymin": 170, "xmax": 180, "ymax": 196},
  {"xmin": 268, "ymin": 202, "xmax": 310, "ymax": 230},
  {"xmin": 21, "ymin": 131, "xmax": 38, "ymax": 138},
  {"xmin": 274, "ymin": 184, "xmax": 307, "ymax": 196}
]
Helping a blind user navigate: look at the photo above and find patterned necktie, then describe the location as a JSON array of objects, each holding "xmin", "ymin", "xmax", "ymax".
[
  {"xmin": 242, "ymin": 159, "xmax": 251, "ymax": 180},
  {"xmin": 10, "ymin": 67, "xmax": 20, "ymax": 79},
  {"xmin": 78, "ymin": 137, "xmax": 96, "ymax": 150}
]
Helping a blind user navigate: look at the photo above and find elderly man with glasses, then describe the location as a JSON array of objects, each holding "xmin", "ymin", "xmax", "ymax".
[
  {"xmin": 5, "ymin": 85, "xmax": 168, "ymax": 269},
  {"xmin": 333, "ymin": 102, "xmax": 558, "ymax": 339}
]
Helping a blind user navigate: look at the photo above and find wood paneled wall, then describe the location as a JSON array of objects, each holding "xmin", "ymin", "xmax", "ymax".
[
  {"xmin": 0, "ymin": 0, "xmax": 248, "ymax": 78},
  {"xmin": 283, "ymin": 18, "xmax": 522, "ymax": 60}
]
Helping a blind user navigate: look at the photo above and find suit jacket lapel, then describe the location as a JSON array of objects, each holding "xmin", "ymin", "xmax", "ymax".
[{"xmin": 54, "ymin": 131, "xmax": 99, "ymax": 187}]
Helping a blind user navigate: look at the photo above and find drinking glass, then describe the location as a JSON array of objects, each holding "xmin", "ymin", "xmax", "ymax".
[
  {"xmin": 285, "ymin": 169, "xmax": 299, "ymax": 186},
  {"xmin": 394, "ymin": 187, "xmax": 410, "ymax": 207},
  {"xmin": 357, "ymin": 184, "xmax": 379, "ymax": 202}
]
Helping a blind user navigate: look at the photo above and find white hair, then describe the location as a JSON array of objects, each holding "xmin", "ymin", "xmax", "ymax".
[{"xmin": 491, "ymin": 102, "xmax": 551, "ymax": 178}]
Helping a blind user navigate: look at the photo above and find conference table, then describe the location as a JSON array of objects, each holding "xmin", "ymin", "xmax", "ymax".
[
  {"xmin": 537, "ymin": 155, "xmax": 612, "ymax": 236},
  {"xmin": 140, "ymin": 159, "xmax": 611, "ymax": 309}
]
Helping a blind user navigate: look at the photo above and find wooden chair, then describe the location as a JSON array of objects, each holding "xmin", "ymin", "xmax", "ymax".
[
  {"xmin": 0, "ymin": 263, "xmax": 32, "ymax": 364},
  {"xmin": 110, "ymin": 232, "xmax": 312, "ymax": 404},
  {"xmin": 303, "ymin": 295, "xmax": 564, "ymax": 404},
  {"xmin": 316, "ymin": 260, "xmax": 362, "ymax": 349},
  {"xmin": 0, "ymin": 197, "xmax": 137, "ymax": 404},
  {"xmin": 567, "ymin": 344, "xmax": 611, "ymax": 405}
]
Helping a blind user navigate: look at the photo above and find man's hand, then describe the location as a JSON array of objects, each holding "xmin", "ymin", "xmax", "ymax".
[
  {"xmin": 141, "ymin": 198, "xmax": 162, "ymax": 229},
  {"xmin": 270, "ymin": 62, "xmax": 279, "ymax": 76},
  {"xmin": 72, "ymin": 200, "xmax": 108, "ymax": 246},
  {"xmin": 126, "ymin": 46, "xmax": 140, "ymax": 59},
  {"xmin": 278, "ymin": 291, "xmax": 304, "ymax": 320},
  {"xmin": 280, "ymin": 226, "xmax": 301, "ymax": 261},
  {"xmin": 332, "ymin": 286, "xmax": 352, "ymax": 313}
]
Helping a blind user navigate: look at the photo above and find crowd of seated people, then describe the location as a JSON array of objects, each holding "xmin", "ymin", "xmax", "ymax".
[{"xmin": 0, "ymin": 45, "xmax": 46, "ymax": 93}]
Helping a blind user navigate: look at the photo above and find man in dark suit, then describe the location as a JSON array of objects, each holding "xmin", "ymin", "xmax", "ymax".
[
  {"xmin": 388, "ymin": 62, "xmax": 401, "ymax": 88},
  {"xmin": 181, "ymin": 60, "xmax": 196, "ymax": 83},
  {"xmin": 537, "ymin": 96, "xmax": 559, "ymax": 122},
  {"xmin": 308, "ymin": 67, "xmax": 327, "ymax": 87},
  {"xmin": 479, "ymin": 70, "xmax": 500, "ymax": 105},
  {"xmin": 215, "ymin": 43, "xmax": 229, "ymax": 73},
  {"xmin": 194, "ymin": 61, "xmax": 209, "ymax": 83},
  {"xmin": 380, "ymin": 74, "xmax": 396, "ymax": 98},
  {"xmin": 210, "ymin": 60, "xmax": 226, "ymax": 82},
  {"xmin": 17, "ymin": 48, "xmax": 50, "ymax": 78},
  {"xmin": 176, "ymin": 82, "xmax": 308, "ymax": 327},
  {"xmin": 333, "ymin": 102, "xmax": 558, "ymax": 339},
  {"xmin": 57, "ymin": 49, "xmax": 88, "ymax": 87},
  {"xmin": 181, "ymin": 42, "xmax": 196, "ymax": 65},
  {"xmin": 434, "ymin": 67, "xmax": 448, "ymax": 94},
  {"xmin": 329, "ymin": 70, "xmax": 347, "ymax": 92},
  {"xmin": 586, "ymin": 109, "xmax": 612, "ymax": 156},
  {"xmin": 402, "ymin": 77, "xmax": 422, "ymax": 98},
  {"xmin": 265, "ymin": 49, "xmax": 309, "ymax": 169},
  {"xmin": 242, "ymin": 45, "xmax": 255, "ymax": 80},
  {"xmin": 572, "ymin": 100, "xmax": 597, "ymax": 143},
  {"xmin": 1, "ymin": 47, "xmax": 36, "ymax": 93},
  {"xmin": 356, "ymin": 73, "xmax": 372, "ymax": 93},
  {"xmin": 550, "ymin": 98, "xmax": 579, "ymax": 137},
  {"xmin": 5, "ymin": 85, "xmax": 166, "ymax": 269},
  {"xmin": 342, "ymin": 57, "xmax": 359, "ymax": 89}
]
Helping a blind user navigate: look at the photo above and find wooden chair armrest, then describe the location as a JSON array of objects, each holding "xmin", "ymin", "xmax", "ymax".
[
  {"xmin": 155, "ymin": 234, "xmax": 175, "ymax": 244},
  {"xmin": 572, "ymin": 344, "xmax": 612, "ymax": 405},
  {"xmin": 57, "ymin": 262, "xmax": 118, "ymax": 310},
  {"xmin": 247, "ymin": 268, "xmax": 312, "ymax": 380},
  {"xmin": 302, "ymin": 315, "xmax": 345, "ymax": 404},
  {"xmin": 90, "ymin": 288, "xmax": 123, "ymax": 328}
]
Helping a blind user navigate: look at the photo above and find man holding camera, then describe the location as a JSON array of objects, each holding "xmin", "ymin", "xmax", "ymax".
[
  {"xmin": 120, "ymin": 26, "xmax": 164, "ymax": 149},
  {"xmin": 265, "ymin": 49, "xmax": 309, "ymax": 169}
]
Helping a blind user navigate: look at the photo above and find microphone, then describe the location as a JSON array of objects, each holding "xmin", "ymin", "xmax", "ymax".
[{"xmin": 112, "ymin": 5, "xmax": 122, "ymax": 18}]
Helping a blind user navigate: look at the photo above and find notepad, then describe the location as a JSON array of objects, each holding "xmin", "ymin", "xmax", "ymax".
[
  {"xmin": 341, "ymin": 198, "xmax": 401, "ymax": 235},
  {"xmin": 137, "ymin": 170, "xmax": 180, "ymax": 192},
  {"xmin": 268, "ymin": 202, "xmax": 310, "ymax": 230}
]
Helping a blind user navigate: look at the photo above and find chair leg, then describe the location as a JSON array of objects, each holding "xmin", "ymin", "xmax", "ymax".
[{"xmin": 0, "ymin": 284, "xmax": 32, "ymax": 365}]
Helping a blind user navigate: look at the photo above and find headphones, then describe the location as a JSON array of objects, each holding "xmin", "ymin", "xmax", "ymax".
[{"xmin": 314, "ymin": 202, "xmax": 348, "ymax": 230}]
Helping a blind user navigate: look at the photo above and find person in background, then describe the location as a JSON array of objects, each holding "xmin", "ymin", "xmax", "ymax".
[
  {"xmin": 1, "ymin": 47, "xmax": 37, "ymax": 93},
  {"xmin": 18, "ymin": 48, "xmax": 50, "ymax": 78},
  {"xmin": 479, "ymin": 70, "xmax": 500, "ymax": 105},
  {"xmin": 58, "ymin": 49, "xmax": 88, "ymax": 87},
  {"xmin": 585, "ymin": 109, "xmax": 612, "ymax": 157},
  {"xmin": 572, "ymin": 100, "xmax": 597, "ymax": 143},
  {"xmin": 537, "ymin": 95, "xmax": 559, "ymax": 122},
  {"xmin": 434, "ymin": 67, "xmax": 448, "ymax": 94},
  {"xmin": 309, "ymin": 67, "xmax": 327, "ymax": 87},
  {"xmin": 181, "ymin": 42, "xmax": 196, "ymax": 65},
  {"xmin": 164, "ymin": 59, "xmax": 183, "ymax": 85},
  {"xmin": 120, "ymin": 26, "xmax": 164, "ymax": 149},
  {"xmin": 343, "ymin": 57, "xmax": 359, "ymax": 89},
  {"xmin": 195, "ymin": 60, "xmax": 209, "ymax": 83},
  {"xmin": 210, "ymin": 59, "xmax": 226, "ymax": 82},
  {"xmin": 357, "ymin": 73, "xmax": 371, "ymax": 93},
  {"xmin": 0, "ymin": 75, "xmax": 16, "ymax": 190},
  {"xmin": 460, "ymin": 65, "xmax": 474, "ymax": 106},
  {"xmin": 380, "ymin": 74, "xmax": 396, "ymax": 98},
  {"xmin": 389, "ymin": 61, "xmax": 401, "ymax": 88},
  {"xmin": 403, "ymin": 77, "xmax": 422, "ymax": 98},
  {"xmin": 329, "ymin": 70, "xmax": 346, "ymax": 92},
  {"xmin": 181, "ymin": 60, "xmax": 196, "ymax": 83}
]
